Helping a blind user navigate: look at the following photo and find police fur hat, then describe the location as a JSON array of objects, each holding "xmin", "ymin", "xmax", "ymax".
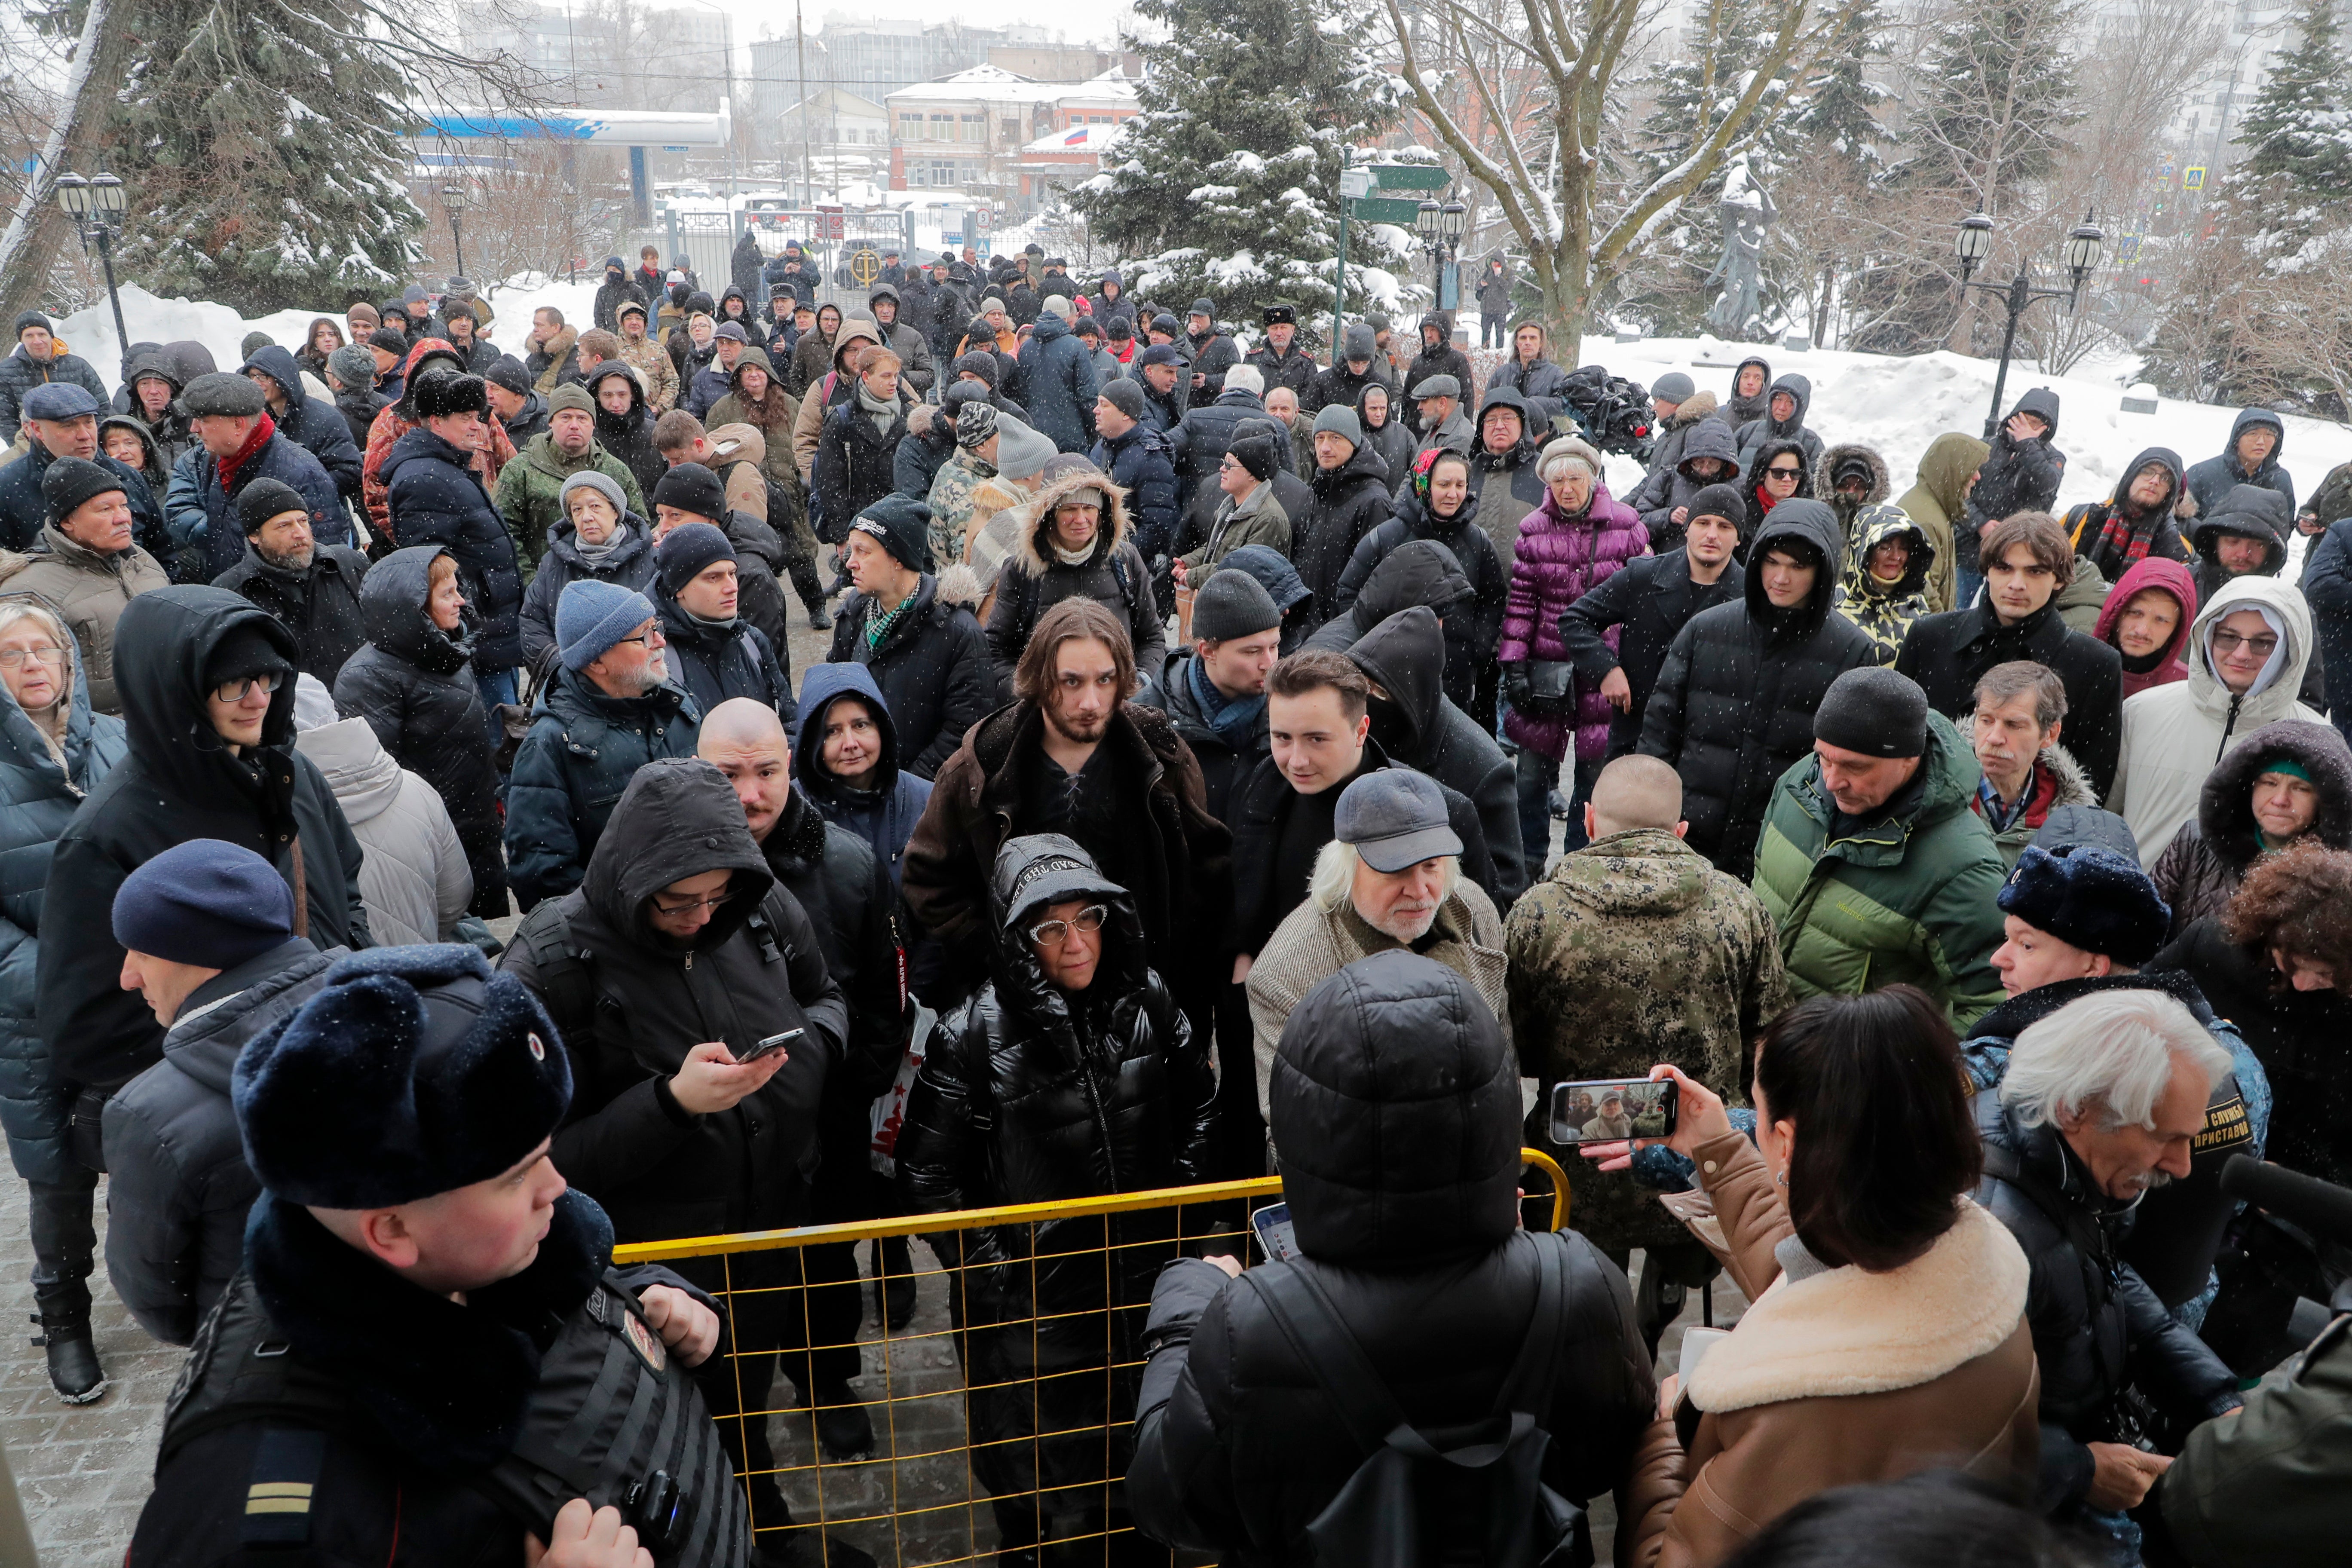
[
  {"xmin": 233, "ymin": 944, "xmax": 573, "ymax": 1209},
  {"xmin": 1998, "ymin": 845, "xmax": 2171, "ymax": 967},
  {"xmin": 1263, "ymin": 302, "xmax": 1297, "ymax": 326}
]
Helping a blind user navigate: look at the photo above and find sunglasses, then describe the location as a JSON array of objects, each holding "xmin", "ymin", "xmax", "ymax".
[{"xmin": 1766, "ymin": 466, "xmax": 1803, "ymax": 479}]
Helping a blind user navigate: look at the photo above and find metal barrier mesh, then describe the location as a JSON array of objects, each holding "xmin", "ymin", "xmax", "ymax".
[{"xmin": 613, "ymin": 1157, "xmax": 1568, "ymax": 1568}]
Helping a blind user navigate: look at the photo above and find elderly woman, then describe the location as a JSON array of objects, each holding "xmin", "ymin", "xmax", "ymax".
[
  {"xmin": 1602, "ymin": 988, "xmax": 2039, "ymax": 1568},
  {"xmin": 518, "ymin": 471, "xmax": 657, "ymax": 675},
  {"xmin": 898, "ymin": 833, "xmax": 1212, "ymax": 1566},
  {"xmin": 2150, "ymin": 720, "xmax": 2352, "ymax": 937},
  {"xmin": 0, "ymin": 600, "xmax": 125, "ymax": 1403},
  {"xmin": 1499, "ymin": 434, "xmax": 1648, "ymax": 867}
]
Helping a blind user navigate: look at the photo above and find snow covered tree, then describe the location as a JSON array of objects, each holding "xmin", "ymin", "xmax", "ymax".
[
  {"xmin": 1889, "ymin": 0, "xmax": 2082, "ymax": 213},
  {"xmin": 2234, "ymin": 0, "xmax": 2352, "ymax": 200},
  {"xmin": 110, "ymin": 0, "xmax": 423, "ymax": 312},
  {"xmin": 1071, "ymin": 0, "xmax": 1405, "ymax": 340}
]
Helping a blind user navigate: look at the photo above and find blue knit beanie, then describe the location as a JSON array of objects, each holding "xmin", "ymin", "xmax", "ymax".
[
  {"xmin": 555, "ymin": 578, "xmax": 657, "ymax": 671},
  {"xmin": 112, "ymin": 839, "xmax": 293, "ymax": 969}
]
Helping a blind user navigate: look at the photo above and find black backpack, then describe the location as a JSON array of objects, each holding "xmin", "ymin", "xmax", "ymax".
[{"xmin": 1245, "ymin": 1235, "xmax": 1589, "ymax": 1568}]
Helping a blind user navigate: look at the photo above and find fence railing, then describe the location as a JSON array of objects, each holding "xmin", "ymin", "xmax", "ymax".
[{"xmin": 608, "ymin": 1152, "xmax": 1570, "ymax": 1567}]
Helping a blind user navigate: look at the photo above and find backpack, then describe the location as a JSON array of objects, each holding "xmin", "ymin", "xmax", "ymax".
[{"xmin": 1245, "ymin": 1235, "xmax": 1590, "ymax": 1568}]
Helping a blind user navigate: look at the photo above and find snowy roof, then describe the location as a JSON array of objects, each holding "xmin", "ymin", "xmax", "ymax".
[
  {"xmin": 886, "ymin": 64, "xmax": 1137, "ymax": 107},
  {"xmin": 1022, "ymin": 122, "xmax": 1126, "ymax": 154}
]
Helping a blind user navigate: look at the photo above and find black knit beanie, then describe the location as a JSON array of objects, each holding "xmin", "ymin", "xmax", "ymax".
[{"xmin": 1813, "ymin": 667, "xmax": 1928, "ymax": 758}]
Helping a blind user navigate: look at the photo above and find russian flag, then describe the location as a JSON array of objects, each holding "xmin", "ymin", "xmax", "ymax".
[{"xmin": 1064, "ymin": 128, "xmax": 1087, "ymax": 146}]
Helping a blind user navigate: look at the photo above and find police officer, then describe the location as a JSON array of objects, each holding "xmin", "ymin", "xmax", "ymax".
[
  {"xmin": 1243, "ymin": 302, "xmax": 1317, "ymax": 404},
  {"xmin": 129, "ymin": 943, "xmax": 745, "ymax": 1568}
]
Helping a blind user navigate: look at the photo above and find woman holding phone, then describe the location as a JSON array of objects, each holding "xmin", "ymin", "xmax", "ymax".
[{"xmin": 1587, "ymin": 987, "xmax": 2040, "ymax": 1568}]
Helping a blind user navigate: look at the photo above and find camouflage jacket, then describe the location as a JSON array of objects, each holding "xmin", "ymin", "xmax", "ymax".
[
  {"xmin": 924, "ymin": 449, "xmax": 999, "ymax": 567},
  {"xmin": 1504, "ymin": 826, "xmax": 1789, "ymax": 1254},
  {"xmin": 617, "ymin": 334, "xmax": 680, "ymax": 413}
]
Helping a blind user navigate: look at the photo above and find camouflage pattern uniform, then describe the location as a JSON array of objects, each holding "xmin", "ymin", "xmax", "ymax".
[
  {"xmin": 1505, "ymin": 825, "xmax": 1789, "ymax": 1256},
  {"xmin": 925, "ymin": 448, "xmax": 1001, "ymax": 567},
  {"xmin": 616, "ymin": 328, "xmax": 681, "ymax": 412}
]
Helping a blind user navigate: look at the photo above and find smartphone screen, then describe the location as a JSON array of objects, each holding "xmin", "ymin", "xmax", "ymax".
[
  {"xmin": 1549, "ymin": 1077, "xmax": 1678, "ymax": 1145},
  {"xmin": 732, "ymin": 1027, "xmax": 802, "ymax": 1065},
  {"xmin": 1250, "ymin": 1202, "xmax": 1300, "ymax": 1263}
]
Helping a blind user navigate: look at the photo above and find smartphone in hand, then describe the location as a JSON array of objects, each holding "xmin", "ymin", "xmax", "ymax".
[
  {"xmin": 1550, "ymin": 1076, "xmax": 1679, "ymax": 1145},
  {"xmin": 732, "ymin": 1028, "xmax": 801, "ymax": 1065}
]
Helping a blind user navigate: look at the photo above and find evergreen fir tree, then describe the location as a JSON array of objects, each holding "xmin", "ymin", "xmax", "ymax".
[
  {"xmin": 1069, "ymin": 0, "xmax": 1403, "ymax": 340},
  {"xmin": 113, "ymin": 0, "xmax": 420, "ymax": 312},
  {"xmin": 2233, "ymin": 0, "xmax": 2352, "ymax": 200}
]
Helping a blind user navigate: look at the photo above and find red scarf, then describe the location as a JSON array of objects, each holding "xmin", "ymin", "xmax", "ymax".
[
  {"xmin": 2096, "ymin": 503, "xmax": 2160, "ymax": 570},
  {"xmin": 219, "ymin": 410, "xmax": 278, "ymax": 492},
  {"xmin": 1753, "ymin": 481, "xmax": 1779, "ymax": 518}
]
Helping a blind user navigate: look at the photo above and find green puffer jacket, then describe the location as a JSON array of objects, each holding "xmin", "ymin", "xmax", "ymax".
[
  {"xmin": 1750, "ymin": 710, "xmax": 2009, "ymax": 1029},
  {"xmin": 493, "ymin": 433, "xmax": 650, "ymax": 576}
]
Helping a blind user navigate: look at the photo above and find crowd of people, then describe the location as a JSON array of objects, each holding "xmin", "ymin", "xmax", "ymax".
[{"xmin": 0, "ymin": 243, "xmax": 2341, "ymax": 1568}]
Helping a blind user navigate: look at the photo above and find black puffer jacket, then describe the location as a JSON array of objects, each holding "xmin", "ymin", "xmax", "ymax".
[
  {"xmin": 1173, "ymin": 389, "xmax": 1293, "ymax": 510},
  {"xmin": 1308, "ymin": 537, "xmax": 1475, "ymax": 661},
  {"xmin": 332, "ymin": 546, "xmax": 503, "ymax": 917},
  {"xmin": 1629, "ymin": 416, "xmax": 1741, "ymax": 554},
  {"xmin": 39, "ymin": 588, "xmax": 371, "ymax": 1094},
  {"xmin": 1289, "ymin": 441, "xmax": 1393, "ymax": 629},
  {"xmin": 99, "ymin": 939, "xmax": 333, "ymax": 1344},
  {"xmin": 1637, "ymin": 499, "xmax": 1875, "ymax": 880},
  {"xmin": 2185, "ymin": 407, "xmax": 2293, "ymax": 521},
  {"xmin": 897, "ymin": 833, "xmax": 1215, "ymax": 1522},
  {"xmin": 1965, "ymin": 387, "xmax": 2066, "ymax": 529},
  {"xmin": 825, "ymin": 573, "xmax": 997, "ymax": 781},
  {"xmin": 1559, "ymin": 548, "xmax": 1746, "ymax": 759},
  {"xmin": 811, "ymin": 392, "xmax": 911, "ymax": 545},
  {"xmin": 1973, "ymin": 1087, "xmax": 2243, "ymax": 1516},
  {"xmin": 1092, "ymin": 420, "xmax": 1181, "ymax": 563},
  {"xmin": 1128, "ymin": 951, "xmax": 1654, "ymax": 1566},
  {"xmin": 211, "ymin": 543, "xmax": 370, "ymax": 685},
  {"xmin": 1730, "ymin": 372, "xmax": 1824, "ymax": 482},
  {"xmin": 1343, "ymin": 606, "xmax": 1526, "ymax": 908},
  {"xmin": 502, "ymin": 758, "xmax": 848, "ymax": 1248},
  {"xmin": 379, "ymin": 426, "xmax": 524, "ymax": 671},
  {"xmin": 1326, "ymin": 491, "xmax": 1506, "ymax": 715},
  {"xmin": 518, "ymin": 517, "xmax": 658, "ymax": 672},
  {"xmin": 652, "ymin": 579, "xmax": 793, "ymax": 726},
  {"xmin": 2188, "ymin": 482, "xmax": 2294, "ymax": 608},
  {"xmin": 2061, "ymin": 445, "xmax": 2193, "ymax": 582},
  {"xmin": 504, "ymin": 665, "xmax": 701, "ymax": 912},
  {"xmin": 1401, "ymin": 318, "xmax": 1474, "ymax": 432},
  {"xmin": 1893, "ymin": 596, "xmax": 2124, "ymax": 798}
]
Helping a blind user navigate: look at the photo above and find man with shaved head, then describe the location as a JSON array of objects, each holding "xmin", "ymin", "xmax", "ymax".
[
  {"xmin": 696, "ymin": 697, "xmax": 914, "ymax": 1438},
  {"xmin": 1503, "ymin": 752, "xmax": 1790, "ymax": 1354}
]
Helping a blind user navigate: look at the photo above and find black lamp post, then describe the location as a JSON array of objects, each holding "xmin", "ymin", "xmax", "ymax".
[
  {"xmin": 53, "ymin": 170, "xmax": 131, "ymax": 382},
  {"xmin": 438, "ymin": 182, "xmax": 469, "ymax": 279},
  {"xmin": 1414, "ymin": 197, "xmax": 1467, "ymax": 309},
  {"xmin": 1954, "ymin": 208, "xmax": 2106, "ymax": 440}
]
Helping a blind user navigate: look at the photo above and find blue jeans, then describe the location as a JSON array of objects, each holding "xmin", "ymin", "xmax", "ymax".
[
  {"xmin": 476, "ymin": 668, "xmax": 518, "ymax": 748},
  {"xmin": 1515, "ymin": 750, "xmax": 1600, "ymax": 883}
]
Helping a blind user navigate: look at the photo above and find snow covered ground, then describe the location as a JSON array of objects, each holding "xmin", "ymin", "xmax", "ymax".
[{"xmin": 58, "ymin": 285, "xmax": 2352, "ymax": 530}]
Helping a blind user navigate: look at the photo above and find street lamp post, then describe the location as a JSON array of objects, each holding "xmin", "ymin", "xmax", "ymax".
[
  {"xmin": 1953, "ymin": 208, "xmax": 2106, "ymax": 441},
  {"xmin": 53, "ymin": 170, "xmax": 132, "ymax": 383},
  {"xmin": 439, "ymin": 183, "xmax": 469, "ymax": 279},
  {"xmin": 1414, "ymin": 197, "xmax": 1467, "ymax": 312}
]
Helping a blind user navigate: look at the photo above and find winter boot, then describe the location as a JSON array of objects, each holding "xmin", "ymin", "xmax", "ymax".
[
  {"xmin": 31, "ymin": 1308, "xmax": 104, "ymax": 1404},
  {"xmin": 790, "ymin": 560, "xmax": 832, "ymax": 629},
  {"xmin": 812, "ymin": 1381, "xmax": 874, "ymax": 1460},
  {"xmin": 871, "ymin": 1237, "xmax": 916, "ymax": 1332}
]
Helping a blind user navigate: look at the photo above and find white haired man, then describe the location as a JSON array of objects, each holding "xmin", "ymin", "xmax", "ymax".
[
  {"xmin": 1978, "ymin": 987, "xmax": 2245, "ymax": 1544},
  {"xmin": 1244, "ymin": 767, "xmax": 1504, "ymax": 1125}
]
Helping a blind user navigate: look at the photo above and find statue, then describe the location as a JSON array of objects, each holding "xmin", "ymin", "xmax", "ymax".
[{"xmin": 1703, "ymin": 156, "xmax": 1776, "ymax": 340}]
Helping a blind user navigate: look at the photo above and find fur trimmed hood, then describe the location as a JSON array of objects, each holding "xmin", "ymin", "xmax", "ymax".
[
  {"xmin": 2194, "ymin": 717, "xmax": 2352, "ymax": 870},
  {"xmin": 1666, "ymin": 389, "xmax": 1719, "ymax": 430},
  {"xmin": 1687, "ymin": 1201, "xmax": 2029, "ymax": 1415},
  {"xmin": 1010, "ymin": 465, "xmax": 1133, "ymax": 577}
]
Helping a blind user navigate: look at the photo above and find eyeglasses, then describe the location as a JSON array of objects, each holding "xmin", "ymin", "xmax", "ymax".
[
  {"xmin": 612, "ymin": 626, "xmax": 667, "ymax": 649},
  {"xmin": 1766, "ymin": 465, "xmax": 1804, "ymax": 479},
  {"xmin": 651, "ymin": 885, "xmax": 733, "ymax": 917},
  {"xmin": 2211, "ymin": 630, "xmax": 2279, "ymax": 656},
  {"xmin": 1026, "ymin": 904, "xmax": 1108, "ymax": 946},
  {"xmin": 0, "ymin": 645, "xmax": 64, "ymax": 669},
  {"xmin": 213, "ymin": 670, "xmax": 284, "ymax": 702}
]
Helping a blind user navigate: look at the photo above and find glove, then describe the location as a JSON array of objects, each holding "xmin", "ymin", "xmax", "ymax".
[{"xmin": 1504, "ymin": 664, "xmax": 1533, "ymax": 710}]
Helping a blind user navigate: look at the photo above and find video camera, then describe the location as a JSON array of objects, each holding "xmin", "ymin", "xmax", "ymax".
[
  {"xmin": 2220, "ymin": 1156, "xmax": 2352, "ymax": 1338},
  {"xmin": 1561, "ymin": 365, "xmax": 1656, "ymax": 462}
]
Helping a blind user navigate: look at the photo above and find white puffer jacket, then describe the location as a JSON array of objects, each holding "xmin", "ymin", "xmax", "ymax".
[
  {"xmin": 293, "ymin": 717, "xmax": 472, "ymax": 946},
  {"xmin": 2110, "ymin": 575, "xmax": 2324, "ymax": 862}
]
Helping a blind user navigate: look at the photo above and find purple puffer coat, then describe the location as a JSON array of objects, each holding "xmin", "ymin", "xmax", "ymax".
[{"xmin": 1499, "ymin": 482, "xmax": 1649, "ymax": 762}]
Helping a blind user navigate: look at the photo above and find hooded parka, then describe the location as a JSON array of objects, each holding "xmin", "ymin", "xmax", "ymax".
[
  {"xmin": 2150, "ymin": 718, "xmax": 2352, "ymax": 935},
  {"xmin": 1831, "ymin": 504, "xmax": 1935, "ymax": 664},
  {"xmin": 1327, "ymin": 487, "xmax": 1506, "ymax": 716},
  {"xmin": 1638, "ymin": 500, "xmax": 1876, "ymax": 880},
  {"xmin": 37, "ymin": 588, "xmax": 369, "ymax": 1094},
  {"xmin": 1128, "ymin": 951, "xmax": 1654, "ymax": 1568},
  {"xmin": 2095, "ymin": 555, "xmax": 2199, "ymax": 701},
  {"xmin": 379, "ymin": 424, "xmax": 524, "ymax": 672},
  {"xmin": 1730, "ymin": 373, "xmax": 1823, "ymax": 481},
  {"xmin": 2110, "ymin": 574, "xmax": 2323, "ymax": 863},
  {"xmin": 1965, "ymin": 387, "xmax": 2066, "ymax": 529},
  {"xmin": 2188, "ymin": 482, "xmax": 2294, "ymax": 607},
  {"xmin": 1893, "ymin": 432, "xmax": 1991, "ymax": 615},
  {"xmin": 793, "ymin": 663, "xmax": 936, "ymax": 892},
  {"xmin": 503, "ymin": 663, "xmax": 703, "ymax": 912},
  {"xmin": 983, "ymin": 465, "xmax": 1166, "ymax": 674},
  {"xmin": 1630, "ymin": 415, "xmax": 1742, "ymax": 554},
  {"xmin": 2064, "ymin": 446, "xmax": 2193, "ymax": 582},
  {"xmin": 2186, "ymin": 407, "xmax": 2294, "ymax": 521}
]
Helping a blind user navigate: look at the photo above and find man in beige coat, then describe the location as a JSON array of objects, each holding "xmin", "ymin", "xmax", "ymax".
[
  {"xmin": 0, "ymin": 456, "xmax": 168, "ymax": 713},
  {"xmin": 1246, "ymin": 767, "xmax": 1505, "ymax": 1124}
]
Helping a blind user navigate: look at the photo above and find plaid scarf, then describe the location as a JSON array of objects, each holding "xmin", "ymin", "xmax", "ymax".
[
  {"xmin": 2095, "ymin": 502, "xmax": 2160, "ymax": 570},
  {"xmin": 862, "ymin": 592, "xmax": 911, "ymax": 650}
]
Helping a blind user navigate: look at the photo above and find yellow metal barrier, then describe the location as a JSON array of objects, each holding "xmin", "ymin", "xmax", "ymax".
[{"xmin": 610, "ymin": 1152, "xmax": 1570, "ymax": 1568}]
